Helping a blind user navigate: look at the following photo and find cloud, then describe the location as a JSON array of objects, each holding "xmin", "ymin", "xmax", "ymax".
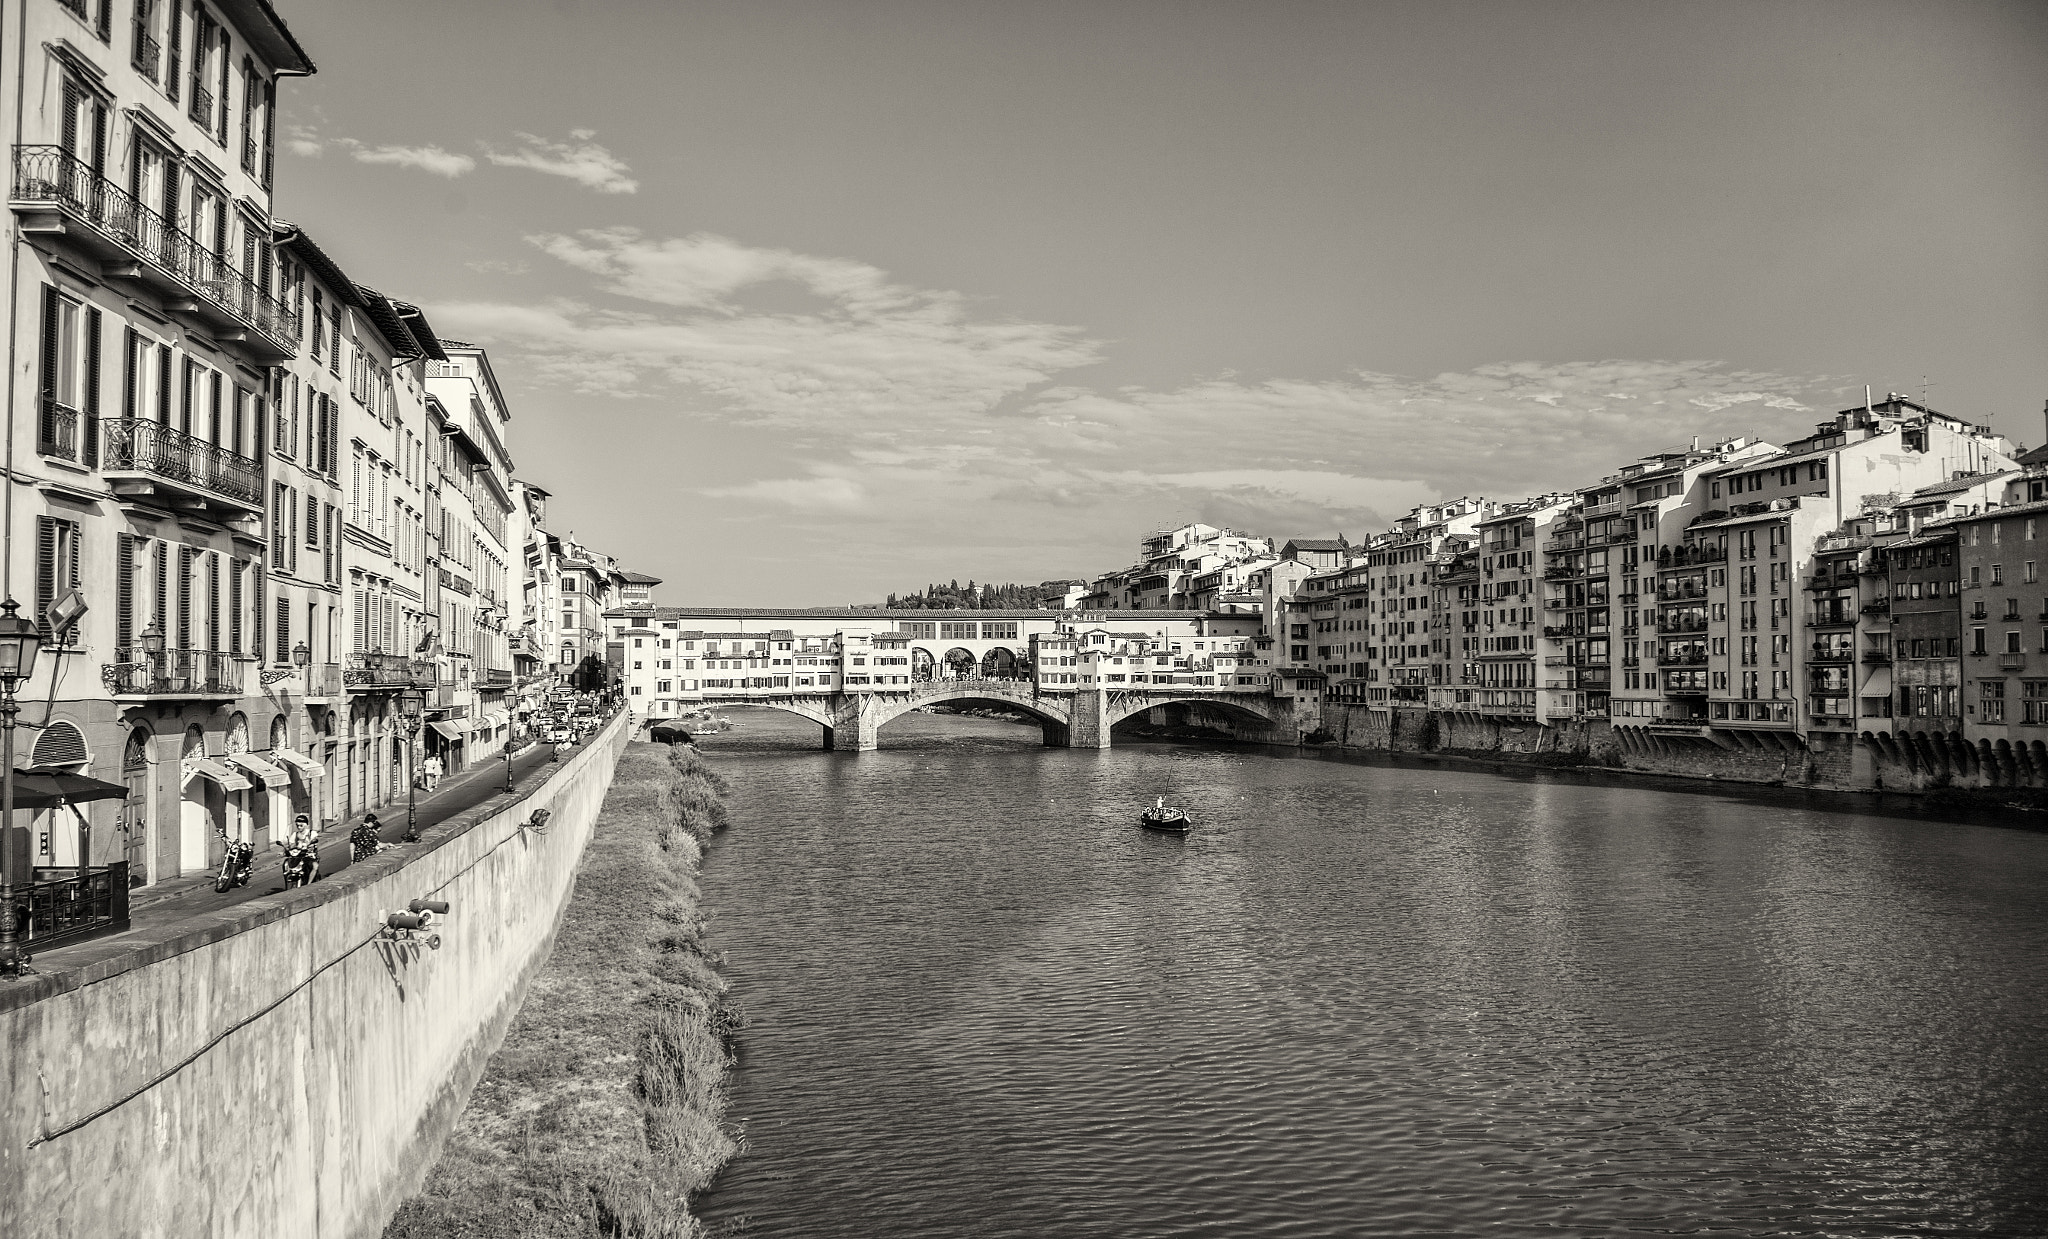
[
  {"xmin": 464, "ymin": 258, "xmax": 531, "ymax": 276},
  {"xmin": 701, "ymin": 476, "xmax": 866, "ymax": 512},
  {"xmin": 432, "ymin": 227, "xmax": 1833, "ymax": 537},
  {"xmin": 482, "ymin": 129, "xmax": 638, "ymax": 194},
  {"xmin": 336, "ymin": 140, "xmax": 477, "ymax": 178},
  {"xmin": 284, "ymin": 123, "xmax": 323, "ymax": 158}
]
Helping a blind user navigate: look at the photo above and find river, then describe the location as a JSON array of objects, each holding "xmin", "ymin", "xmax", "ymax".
[{"xmin": 688, "ymin": 708, "xmax": 2048, "ymax": 1237}]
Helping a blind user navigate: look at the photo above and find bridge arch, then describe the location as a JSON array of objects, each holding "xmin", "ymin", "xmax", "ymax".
[
  {"xmin": 1103, "ymin": 690, "xmax": 1278, "ymax": 731},
  {"xmin": 942, "ymin": 648, "xmax": 977, "ymax": 678},
  {"xmin": 979, "ymin": 646, "xmax": 1020, "ymax": 679},
  {"xmin": 875, "ymin": 680, "xmax": 1072, "ymax": 730}
]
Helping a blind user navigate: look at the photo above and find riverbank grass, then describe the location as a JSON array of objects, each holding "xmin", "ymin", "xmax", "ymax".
[{"xmin": 385, "ymin": 742, "xmax": 741, "ymax": 1239}]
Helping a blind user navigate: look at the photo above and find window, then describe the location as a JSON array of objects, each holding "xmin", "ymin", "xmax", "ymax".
[
  {"xmin": 38, "ymin": 286, "xmax": 100, "ymax": 463},
  {"xmin": 35, "ymin": 516, "xmax": 82, "ymax": 644}
]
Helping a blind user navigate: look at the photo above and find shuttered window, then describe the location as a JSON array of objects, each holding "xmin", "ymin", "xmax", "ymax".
[
  {"xmin": 306, "ymin": 493, "xmax": 319, "ymax": 548},
  {"xmin": 176, "ymin": 546, "xmax": 193, "ymax": 648},
  {"xmin": 34, "ymin": 516, "xmax": 81, "ymax": 643},
  {"xmin": 324, "ymin": 506, "xmax": 337, "ymax": 584},
  {"xmin": 253, "ymin": 567, "xmax": 265, "ymax": 664},
  {"xmin": 275, "ymin": 592, "xmax": 290, "ymax": 664},
  {"xmin": 153, "ymin": 542, "xmax": 168, "ymax": 635},
  {"xmin": 122, "ymin": 327, "xmax": 140, "ymax": 421},
  {"xmin": 155, "ymin": 344, "xmax": 172, "ymax": 424},
  {"xmin": 204, "ymin": 552, "xmax": 219, "ymax": 651},
  {"xmin": 353, "ymin": 587, "xmax": 366, "ymax": 653},
  {"xmin": 116, "ymin": 532, "xmax": 135, "ymax": 651},
  {"xmin": 165, "ymin": 0, "xmax": 182, "ymax": 106},
  {"xmin": 229, "ymin": 557, "xmax": 243, "ymax": 654},
  {"xmin": 271, "ymin": 482, "xmax": 287, "ymax": 566},
  {"xmin": 81, "ymin": 305, "xmax": 101, "ymax": 467},
  {"xmin": 288, "ymin": 486, "xmax": 299, "ymax": 573}
]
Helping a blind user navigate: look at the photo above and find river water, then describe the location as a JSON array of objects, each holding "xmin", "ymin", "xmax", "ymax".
[{"xmin": 689, "ymin": 709, "xmax": 2048, "ymax": 1237}]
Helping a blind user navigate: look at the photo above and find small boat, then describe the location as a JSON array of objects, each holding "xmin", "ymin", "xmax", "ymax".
[{"xmin": 1139, "ymin": 797, "xmax": 1192, "ymax": 834}]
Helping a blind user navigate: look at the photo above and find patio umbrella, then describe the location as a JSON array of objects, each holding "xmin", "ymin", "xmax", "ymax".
[{"xmin": 4, "ymin": 770, "xmax": 129, "ymax": 811}]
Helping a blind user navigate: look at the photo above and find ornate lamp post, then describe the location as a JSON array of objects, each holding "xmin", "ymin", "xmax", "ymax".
[
  {"xmin": 292, "ymin": 641, "xmax": 310, "ymax": 670},
  {"xmin": 503, "ymin": 718, "xmax": 517, "ymax": 794},
  {"xmin": 0, "ymin": 598, "xmax": 46, "ymax": 978},
  {"xmin": 396, "ymin": 687, "xmax": 425, "ymax": 844},
  {"xmin": 137, "ymin": 622, "xmax": 165, "ymax": 691}
]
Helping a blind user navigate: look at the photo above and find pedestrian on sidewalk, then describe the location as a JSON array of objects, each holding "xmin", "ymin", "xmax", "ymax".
[
  {"xmin": 351, "ymin": 813, "xmax": 384, "ymax": 863},
  {"xmin": 423, "ymin": 751, "xmax": 443, "ymax": 792}
]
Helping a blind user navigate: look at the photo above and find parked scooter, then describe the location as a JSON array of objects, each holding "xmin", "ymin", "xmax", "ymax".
[{"xmin": 213, "ymin": 837, "xmax": 254, "ymax": 894}]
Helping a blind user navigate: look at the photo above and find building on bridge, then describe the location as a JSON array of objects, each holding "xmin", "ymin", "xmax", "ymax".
[{"xmin": 607, "ymin": 606, "xmax": 1264, "ymax": 723}]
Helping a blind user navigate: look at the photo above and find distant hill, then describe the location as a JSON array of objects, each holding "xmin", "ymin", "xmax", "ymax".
[{"xmin": 866, "ymin": 580, "xmax": 1080, "ymax": 611}]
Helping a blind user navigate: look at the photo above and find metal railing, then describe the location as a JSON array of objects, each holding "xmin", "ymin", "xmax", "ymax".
[
  {"xmin": 10, "ymin": 146, "xmax": 295, "ymax": 353},
  {"xmin": 1808, "ymin": 647, "xmax": 1855, "ymax": 664},
  {"xmin": 1999, "ymin": 652, "xmax": 2028, "ymax": 671},
  {"xmin": 132, "ymin": 28, "xmax": 161, "ymax": 81},
  {"xmin": 105, "ymin": 647, "xmax": 238, "ymax": 694},
  {"xmin": 17, "ymin": 862, "xmax": 129, "ymax": 951},
  {"xmin": 345, "ymin": 651, "xmax": 431, "ymax": 688},
  {"xmin": 304, "ymin": 662, "xmax": 343, "ymax": 696},
  {"xmin": 1860, "ymin": 650, "xmax": 1891, "ymax": 664},
  {"xmin": 189, "ymin": 84, "xmax": 214, "ymax": 128},
  {"xmin": 39, "ymin": 397, "xmax": 79, "ymax": 460},
  {"xmin": 1657, "ymin": 651, "xmax": 1709, "ymax": 666},
  {"xmin": 439, "ymin": 567, "xmax": 473, "ymax": 596},
  {"xmin": 101, "ymin": 418, "xmax": 261, "ymax": 506}
]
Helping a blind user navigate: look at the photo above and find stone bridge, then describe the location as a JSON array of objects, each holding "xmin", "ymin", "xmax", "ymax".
[{"xmin": 694, "ymin": 677, "xmax": 1298, "ymax": 750}]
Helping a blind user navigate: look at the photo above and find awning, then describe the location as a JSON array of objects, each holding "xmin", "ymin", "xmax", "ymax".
[
  {"xmin": 427, "ymin": 720, "xmax": 467, "ymax": 741},
  {"xmin": 478, "ymin": 710, "xmax": 509, "ymax": 732},
  {"xmin": 4, "ymin": 769, "xmax": 129, "ymax": 810},
  {"xmin": 272, "ymin": 748, "xmax": 326, "ymax": 780},
  {"xmin": 183, "ymin": 757, "xmax": 251, "ymax": 792},
  {"xmin": 224, "ymin": 752, "xmax": 290, "ymax": 786}
]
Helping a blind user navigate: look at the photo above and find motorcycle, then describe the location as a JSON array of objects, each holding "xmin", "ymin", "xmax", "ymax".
[
  {"xmin": 281, "ymin": 841, "xmax": 320, "ymax": 889},
  {"xmin": 213, "ymin": 838, "xmax": 254, "ymax": 894}
]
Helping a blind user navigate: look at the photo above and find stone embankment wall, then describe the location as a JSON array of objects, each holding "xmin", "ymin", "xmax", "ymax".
[
  {"xmin": 1313, "ymin": 704, "xmax": 2037, "ymax": 797},
  {"xmin": 0, "ymin": 712, "xmax": 632, "ymax": 1239}
]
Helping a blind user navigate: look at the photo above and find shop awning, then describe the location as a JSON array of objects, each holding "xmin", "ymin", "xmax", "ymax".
[
  {"xmin": 224, "ymin": 753, "xmax": 290, "ymax": 786},
  {"xmin": 272, "ymin": 748, "xmax": 326, "ymax": 779},
  {"xmin": 427, "ymin": 720, "xmax": 467, "ymax": 741},
  {"xmin": 183, "ymin": 757, "xmax": 251, "ymax": 792},
  {"xmin": 478, "ymin": 710, "xmax": 509, "ymax": 732}
]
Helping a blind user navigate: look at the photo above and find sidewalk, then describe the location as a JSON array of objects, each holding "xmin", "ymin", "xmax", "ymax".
[{"xmin": 116, "ymin": 740, "xmax": 566, "ymax": 921}]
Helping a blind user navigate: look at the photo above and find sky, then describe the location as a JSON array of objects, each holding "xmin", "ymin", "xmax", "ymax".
[{"xmin": 268, "ymin": 0, "xmax": 2048, "ymax": 605}]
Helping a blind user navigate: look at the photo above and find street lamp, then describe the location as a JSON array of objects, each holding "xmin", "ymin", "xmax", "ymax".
[
  {"xmin": 0, "ymin": 598, "xmax": 45, "ymax": 978},
  {"xmin": 395, "ymin": 687, "xmax": 425, "ymax": 844},
  {"xmin": 292, "ymin": 641, "xmax": 310, "ymax": 669},
  {"xmin": 503, "ymin": 715, "xmax": 516, "ymax": 794}
]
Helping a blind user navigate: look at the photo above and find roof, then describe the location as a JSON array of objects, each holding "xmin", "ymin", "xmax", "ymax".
[
  {"xmin": 272, "ymin": 224, "xmax": 366, "ymax": 307},
  {"xmin": 354, "ymin": 286, "xmax": 427, "ymax": 359},
  {"xmin": 217, "ymin": 0, "xmax": 315, "ymax": 75},
  {"xmin": 607, "ymin": 606, "xmax": 1221, "ymax": 620},
  {"xmin": 2018, "ymin": 442, "xmax": 2048, "ymax": 467},
  {"xmin": 1912, "ymin": 471, "xmax": 2014, "ymax": 498},
  {"xmin": 619, "ymin": 571, "xmax": 665, "ymax": 585},
  {"xmin": 1928, "ymin": 496, "xmax": 2048, "ymax": 530},
  {"xmin": 1282, "ymin": 539, "xmax": 1348, "ymax": 553}
]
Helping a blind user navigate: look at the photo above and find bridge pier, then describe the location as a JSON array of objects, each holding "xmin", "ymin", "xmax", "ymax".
[
  {"xmin": 822, "ymin": 694, "xmax": 881, "ymax": 752},
  {"xmin": 1061, "ymin": 687, "xmax": 1111, "ymax": 749}
]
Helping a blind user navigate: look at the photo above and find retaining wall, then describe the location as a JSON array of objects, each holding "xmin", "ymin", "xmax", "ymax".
[{"xmin": 0, "ymin": 712, "xmax": 632, "ymax": 1239}]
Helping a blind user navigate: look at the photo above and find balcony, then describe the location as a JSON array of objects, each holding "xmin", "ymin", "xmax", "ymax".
[
  {"xmin": 1860, "ymin": 599, "xmax": 1891, "ymax": 617},
  {"xmin": 189, "ymin": 84, "xmax": 215, "ymax": 128},
  {"xmin": 483, "ymin": 667, "xmax": 514, "ymax": 688},
  {"xmin": 132, "ymin": 27, "xmax": 161, "ymax": 82},
  {"xmin": 10, "ymin": 146, "xmax": 295, "ymax": 360},
  {"xmin": 1655, "ymin": 585, "xmax": 1707, "ymax": 602},
  {"xmin": 1656, "ymin": 618, "xmax": 1709, "ymax": 634},
  {"xmin": 104, "ymin": 648, "xmax": 240, "ymax": 697},
  {"xmin": 1860, "ymin": 649, "xmax": 1891, "ymax": 665},
  {"xmin": 14, "ymin": 863, "xmax": 129, "ymax": 953},
  {"xmin": 1808, "ymin": 610, "xmax": 1856, "ymax": 629},
  {"xmin": 39, "ymin": 397, "xmax": 79, "ymax": 461},
  {"xmin": 439, "ymin": 567, "xmax": 473, "ymax": 597},
  {"xmin": 1657, "ymin": 651, "xmax": 1708, "ymax": 667},
  {"xmin": 1808, "ymin": 646, "xmax": 1855, "ymax": 664},
  {"xmin": 1543, "ymin": 565, "xmax": 1585, "ymax": 581},
  {"xmin": 99, "ymin": 419, "xmax": 262, "ymax": 513},
  {"xmin": 304, "ymin": 662, "xmax": 342, "ymax": 698},
  {"xmin": 1999, "ymin": 652, "xmax": 2028, "ymax": 671},
  {"xmin": 346, "ymin": 651, "xmax": 431, "ymax": 690}
]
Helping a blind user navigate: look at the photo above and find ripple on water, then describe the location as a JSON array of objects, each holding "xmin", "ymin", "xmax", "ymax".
[{"xmin": 687, "ymin": 709, "xmax": 2048, "ymax": 1237}]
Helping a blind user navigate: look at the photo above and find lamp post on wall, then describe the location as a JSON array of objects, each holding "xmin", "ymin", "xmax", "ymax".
[
  {"xmin": 0, "ymin": 599, "xmax": 46, "ymax": 978},
  {"xmin": 396, "ymin": 688, "xmax": 424, "ymax": 844},
  {"xmin": 138, "ymin": 622, "xmax": 165, "ymax": 691}
]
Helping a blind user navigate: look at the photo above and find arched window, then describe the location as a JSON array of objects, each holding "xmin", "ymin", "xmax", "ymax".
[
  {"xmin": 29, "ymin": 720, "xmax": 89, "ymax": 770},
  {"xmin": 123, "ymin": 728, "xmax": 150, "ymax": 774},
  {"xmin": 269, "ymin": 716, "xmax": 288, "ymax": 752}
]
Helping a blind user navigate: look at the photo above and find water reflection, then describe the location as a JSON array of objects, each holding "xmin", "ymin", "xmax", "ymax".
[{"xmin": 690, "ymin": 708, "xmax": 2048, "ymax": 1237}]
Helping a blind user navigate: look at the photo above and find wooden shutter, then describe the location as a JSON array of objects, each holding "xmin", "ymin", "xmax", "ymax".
[
  {"xmin": 176, "ymin": 546, "xmax": 192, "ymax": 648},
  {"xmin": 179, "ymin": 358, "xmax": 194, "ymax": 434},
  {"xmin": 90, "ymin": 97, "xmax": 108, "ymax": 177},
  {"xmin": 288, "ymin": 486, "xmax": 298, "ymax": 572},
  {"xmin": 165, "ymin": 0, "xmax": 181, "ymax": 104},
  {"xmin": 325, "ymin": 506, "xmax": 337, "ymax": 584},
  {"xmin": 215, "ymin": 32, "xmax": 230, "ymax": 140},
  {"xmin": 35, "ymin": 518, "xmax": 56, "ymax": 642},
  {"xmin": 261, "ymin": 80, "xmax": 275, "ymax": 188},
  {"xmin": 229, "ymin": 557, "xmax": 243, "ymax": 653},
  {"xmin": 82, "ymin": 306, "xmax": 101, "ymax": 466},
  {"xmin": 207, "ymin": 371, "xmax": 221, "ymax": 444},
  {"xmin": 353, "ymin": 587, "xmax": 366, "ymax": 653},
  {"xmin": 206, "ymin": 553, "xmax": 219, "ymax": 652},
  {"xmin": 275, "ymin": 592, "xmax": 289, "ymax": 664},
  {"xmin": 153, "ymin": 542, "xmax": 168, "ymax": 634},
  {"xmin": 116, "ymin": 532, "xmax": 135, "ymax": 651},
  {"xmin": 96, "ymin": 0, "xmax": 111, "ymax": 42},
  {"xmin": 38, "ymin": 286, "xmax": 58, "ymax": 418},
  {"xmin": 122, "ymin": 327, "xmax": 139, "ymax": 421},
  {"xmin": 156, "ymin": 345, "xmax": 171, "ymax": 423},
  {"xmin": 60, "ymin": 80, "xmax": 79, "ymax": 159}
]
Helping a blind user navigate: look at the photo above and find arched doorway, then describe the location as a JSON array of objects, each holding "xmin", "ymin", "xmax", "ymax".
[
  {"xmin": 121, "ymin": 727, "xmax": 151, "ymax": 886},
  {"xmin": 223, "ymin": 714, "xmax": 252, "ymax": 848},
  {"xmin": 943, "ymin": 648, "xmax": 976, "ymax": 679},
  {"xmin": 980, "ymin": 647, "xmax": 1018, "ymax": 679},
  {"xmin": 179, "ymin": 726, "xmax": 211, "ymax": 873},
  {"xmin": 912, "ymin": 648, "xmax": 936, "ymax": 683}
]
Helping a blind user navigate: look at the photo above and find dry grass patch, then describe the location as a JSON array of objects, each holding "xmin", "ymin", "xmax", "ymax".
[{"xmin": 386, "ymin": 743, "xmax": 742, "ymax": 1239}]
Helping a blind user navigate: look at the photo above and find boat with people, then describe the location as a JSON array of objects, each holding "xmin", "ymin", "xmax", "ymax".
[{"xmin": 1139, "ymin": 796, "xmax": 1192, "ymax": 834}]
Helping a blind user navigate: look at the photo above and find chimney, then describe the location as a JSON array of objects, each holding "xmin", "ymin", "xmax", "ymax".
[{"xmin": 1690, "ymin": 435, "xmax": 1700, "ymax": 451}]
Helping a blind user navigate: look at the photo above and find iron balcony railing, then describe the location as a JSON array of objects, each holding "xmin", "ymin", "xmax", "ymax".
[
  {"xmin": 1860, "ymin": 650, "xmax": 1891, "ymax": 664},
  {"xmin": 304, "ymin": 662, "xmax": 343, "ymax": 696},
  {"xmin": 189, "ymin": 84, "xmax": 214, "ymax": 128},
  {"xmin": 106, "ymin": 647, "xmax": 238, "ymax": 695},
  {"xmin": 1809, "ymin": 646, "xmax": 1855, "ymax": 664},
  {"xmin": 439, "ymin": 567, "xmax": 473, "ymax": 596},
  {"xmin": 10, "ymin": 146, "xmax": 295, "ymax": 354},
  {"xmin": 345, "ymin": 651, "xmax": 431, "ymax": 688},
  {"xmin": 39, "ymin": 397, "xmax": 79, "ymax": 460},
  {"xmin": 1656, "ymin": 616, "xmax": 1709, "ymax": 634},
  {"xmin": 132, "ymin": 28, "xmax": 161, "ymax": 81},
  {"xmin": 1657, "ymin": 651, "xmax": 1709, "ymax": 666},
  {"xmin": 101, "ymin": 418, "xmax": 262, "ymax": 507}
]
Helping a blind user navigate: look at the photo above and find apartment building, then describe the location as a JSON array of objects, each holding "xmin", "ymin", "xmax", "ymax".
[
  {"xmin": 3, "ymin": 0, "xmax": 316, "ymax": 885},
  {"xmin": 557, "ymin": 535, "xmax": 625, "ymax": 684},
  {"xmin": 1457, "ymin": 497, "xmax": 1571, "ymax": 721},
  {"xmin": 1948, "ymin": 486, "xmax": 2048, "ymax": 765},
  {"xmin": 424, "ymin": 342, "xmax": 518, "ymax": 769}
]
